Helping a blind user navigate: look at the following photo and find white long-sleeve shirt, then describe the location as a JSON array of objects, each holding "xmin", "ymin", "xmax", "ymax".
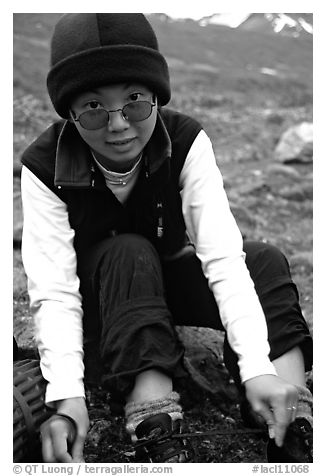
[{"xmin": 21, "ymin": 129, "xmax": 276, "ymax": 405}]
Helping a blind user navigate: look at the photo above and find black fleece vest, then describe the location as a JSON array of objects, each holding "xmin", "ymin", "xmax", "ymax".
[{"xmin": 21, "ymin": 108, "xmax": 202, "ymax": 259}]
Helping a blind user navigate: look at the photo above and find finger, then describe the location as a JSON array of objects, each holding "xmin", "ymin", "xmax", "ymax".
[
  {"xmin": 52, "ymin": 436, "xmax": 73, "ymax": 462},
  {"xmin": 40, "ymin": 421, "xmax": 57, "ymax": 463},
  {"xmin": 274, "ymin": 388, "xmax": 299, "ymax": 447},
  {"xmin": 291, "ymin": 395, "xmax": 299, "ymax": 422},
  {"xmin": 41, "ymin": 431, "xmax": 56, "ymax": 463},
  {"xmin": 287, "ymin": 403, "xmax": 298, "ymax": 423},
  {"xmin": 272, "ymin": 403, "xmax": 293, "ymax": 447},
  {"xmin": 71, "ymin": 434, "xmax": 86, "ymax": 462},
  {"xmin": 50, "ymin": 421, "xmax": 73, "ymax": 462},
  {"xmin": 252, "ymin": 403, "xmax": 276, "ymax": 439},
  {"xmin": 291, "ymin": 406, "xmax": 297, "ymax": 422}
]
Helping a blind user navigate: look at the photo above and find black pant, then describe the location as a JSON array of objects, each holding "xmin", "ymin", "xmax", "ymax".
[{"xmin": 78, "ymin": 234, "xmax": 312, "ymax": 398}]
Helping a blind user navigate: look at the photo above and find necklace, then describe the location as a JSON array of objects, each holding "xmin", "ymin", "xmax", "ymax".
[{"xmin": 92, "ymin": 152, "xmax": 143, "ymax": 186}]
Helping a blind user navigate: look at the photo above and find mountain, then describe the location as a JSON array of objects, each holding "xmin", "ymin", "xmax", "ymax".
[
  {"xmin": 199, "ymin": 13, "xmax": 313, "ymax": 37},
  {"xmin": 198, "ymin": 13, "xmax": 251, "ymax": 28},
  {"xmin": 153, "ymin": 13, "xmax": 313, "ymax": 38},
  {"xmin": 239, "ymin": 13, "xmax": 312, "ymax": 37}
]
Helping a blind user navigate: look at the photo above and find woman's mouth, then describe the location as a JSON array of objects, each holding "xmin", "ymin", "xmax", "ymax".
[{"xmin": 107, "ymin": 138, "xmax": 136, "ymax": 146}]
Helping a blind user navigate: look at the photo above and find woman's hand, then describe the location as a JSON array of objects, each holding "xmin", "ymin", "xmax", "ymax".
[
  {"xmin": 40, "ymin": 397, "xmax": 89, "ymax": 462},
  {"xmin": 244, "ymin": 375, "xmax": 298, "ymax": 447}
]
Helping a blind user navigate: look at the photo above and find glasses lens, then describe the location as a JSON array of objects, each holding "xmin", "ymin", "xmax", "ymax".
[
  {"xmin": 79, "ymin": 109, "xmax": 108, "ymax": 130},
  {"xmin": 123, "ymin": 102, "xmax": 152, "ymax": 122}
]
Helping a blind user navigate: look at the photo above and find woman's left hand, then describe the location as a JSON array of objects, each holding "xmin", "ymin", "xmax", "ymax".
[{"xmin": 244, "ymin": 374, "xmax": 298, "ymax": 447}]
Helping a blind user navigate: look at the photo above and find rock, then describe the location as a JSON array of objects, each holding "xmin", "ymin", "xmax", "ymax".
[
  {"xmin": 177, "ymin": 326, "xmax": 225, "ymax": 360},
  {"xmin": 176, "ymin": 326, "xmax": 238, "ymax": 408},
  {"xmin": 278, "ymin": 183, "xmax": 312, "ymax": 201},
  {"xmin": 266, "ymin": 164, "xmax": 301, "ymax": 180},
  {"xmin": 274, "ymin": 122, "xmax": 313, "ymax": 163},
  {"xmin": 265, "ymin": 164, "xmax": 312, "ymax": 200}
]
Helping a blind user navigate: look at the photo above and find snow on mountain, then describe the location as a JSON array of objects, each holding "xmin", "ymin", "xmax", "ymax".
[
  {"xmin": 199, "ymin": 13, "xmax": 313, "ymax": 37},
  {"xmin": 199, "ymin": 13, "xmax": 251, "ymax": 28},
  {"xmin": 150, "ymin": 12, "xmax": 313, "ymax": 38},
  {"xmin": 242, "ymin": 13, "xmax": 313, "ymax": 37}
]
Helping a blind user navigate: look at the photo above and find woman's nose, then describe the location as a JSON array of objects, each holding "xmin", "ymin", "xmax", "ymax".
[{"xmin": 107, "ymin": 109, "xmax": 130, "ymax": 132}]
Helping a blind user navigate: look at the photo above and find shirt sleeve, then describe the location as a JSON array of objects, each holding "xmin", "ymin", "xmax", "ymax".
[
  {"xmin": 179, "ymin": 130, "xmax": 277, "ymax": 383},
  {"xmin": 21, "ymin": 165, "xmax": 85, "ymax": 405}
]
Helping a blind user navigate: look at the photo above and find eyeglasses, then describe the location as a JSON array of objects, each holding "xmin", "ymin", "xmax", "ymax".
[{"xmin": 72, "ymin": 101, "xmax": 156, "ymax": 130}]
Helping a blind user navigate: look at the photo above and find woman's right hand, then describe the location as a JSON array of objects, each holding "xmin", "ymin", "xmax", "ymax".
[
  {"xmin": 40, "ymin": 397, "xmax": 89, "ymax": 462},
  {"xmin": 244, "ymin": 374, "xmax": 298, "ymax": 447}
]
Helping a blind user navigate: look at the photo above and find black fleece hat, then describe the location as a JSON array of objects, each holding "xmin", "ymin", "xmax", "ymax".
[{"xmin": 47, "ymin": 13, "xmax": 171, "ymax": 118}]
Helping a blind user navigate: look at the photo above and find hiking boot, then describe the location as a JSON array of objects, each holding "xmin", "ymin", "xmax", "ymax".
[
  {"xmin": 267, "ymin": 417, "xmax": 313, "ymax": 463},
  {"xmin": 134, "ymin": 413, "xmax": 194, "ymax": 463}
]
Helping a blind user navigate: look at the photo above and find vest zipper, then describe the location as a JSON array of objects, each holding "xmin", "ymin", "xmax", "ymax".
[
  {"xmin": 157, "ymin": 200, "xmax": 163, "ymax": 238},
  {"xmin": 90, "ymin": 164, "xmax": 95, "ymax": 187},
  {"xmin": 145, "ymin": 155, "xmax": 149, "ymax": 179}
]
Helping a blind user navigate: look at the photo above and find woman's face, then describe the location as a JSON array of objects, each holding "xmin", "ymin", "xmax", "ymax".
[{"xmin": 70, "ymin": 83, "xmax": 157, "ymax": 172}]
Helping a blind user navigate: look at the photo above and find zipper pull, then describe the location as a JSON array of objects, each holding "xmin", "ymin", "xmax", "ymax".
[
  {"xmin": 157, "ymin": 201, "xmax": 163, "ymax": 238},
  {"xmin": 90, "ymin": 164, "xmax": 95, "ymax": 187},
  {"xmin": 144, "ymin": 155, "xmax": 149, "ymax": 179}
]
